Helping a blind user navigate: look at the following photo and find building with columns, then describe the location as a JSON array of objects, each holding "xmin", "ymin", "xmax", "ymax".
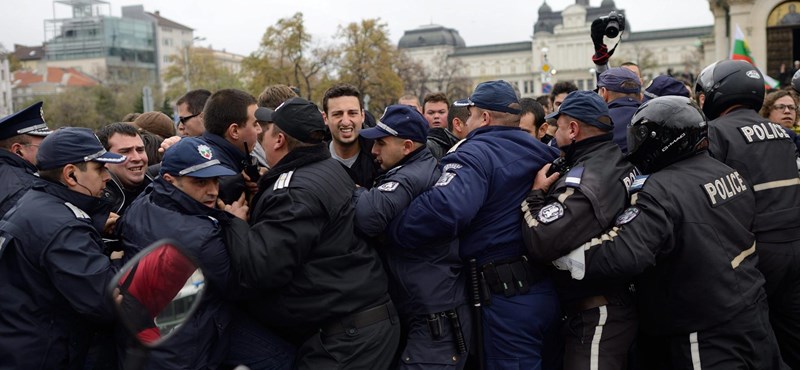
[{"xmin": 399, "ymin": 0, "xmax": 718, "ymax": 97}]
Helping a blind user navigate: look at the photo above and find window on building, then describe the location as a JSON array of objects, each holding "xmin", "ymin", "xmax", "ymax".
[
  {"xmin": 163, "ymin": 55, "xmax": 171, "ymax": 64},
  {"xmin": 163, "ymin": 38, "xmax": 172, "ymax": 46}
]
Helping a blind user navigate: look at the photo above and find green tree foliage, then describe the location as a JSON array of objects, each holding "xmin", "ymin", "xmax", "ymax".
[
  {"xmin": 336, "ymin": 18, "xmax": 404, "ymax": 113},
  {"xmin": 163, "ymin": 47, "xmax": 244, "ymax": 101},
  {"xmin": 242, "ymin": 12, "xmax": 336, "ymax": 103}
]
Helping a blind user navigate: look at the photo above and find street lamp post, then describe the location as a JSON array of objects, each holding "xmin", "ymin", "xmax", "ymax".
[{"xmin": 184, "ymin": 36, "xmax": 206, "ymax": 92}]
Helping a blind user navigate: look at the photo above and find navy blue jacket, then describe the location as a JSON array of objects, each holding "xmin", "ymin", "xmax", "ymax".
[
  {"xmin": 0, "ymin": 179, "xmax": 117, "ymax": 369},
  {"xmin": 388, "ymin": 126, "xmax": 559, "ymax": 265},
  {"xmin": 202, "ymin": 132, "xmax": 248, "ymax": 204},
  {"xmin": 608, "ymin": 97, "xmax": 641, "ymax": 154},
  {"xmin": 117, "ymin": 177, "xmax": 236, "ymax": 369},
  {"xmin": 0, "ymin": 150, "xmax": 39, "ymax": 217},
  {"xmin": 354, "ymin": 147, "xmax": 465, "ymax": 315}
]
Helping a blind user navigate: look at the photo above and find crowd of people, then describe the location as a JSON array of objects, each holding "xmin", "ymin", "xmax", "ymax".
[{"xmin": 1, "ymin": 16, "xmax": 800, "ymax": 370}]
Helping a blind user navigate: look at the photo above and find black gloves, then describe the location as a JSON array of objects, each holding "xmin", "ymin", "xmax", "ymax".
[{"xmin": 591, "ymin": 18, "xmax": 615, "ymax": 65}]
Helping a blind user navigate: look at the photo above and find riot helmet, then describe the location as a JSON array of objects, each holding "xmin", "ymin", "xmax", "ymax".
[
  {"xmin": 627, "ymin": 96, "xmax": 708, "ymax": 174},
  {"xmin": 694, "ymin": 59, "xmax": 764, "ymax": 120},
  {"xmin": 793, "ymin": 69, "xmax": 800, "ymax": 94}
]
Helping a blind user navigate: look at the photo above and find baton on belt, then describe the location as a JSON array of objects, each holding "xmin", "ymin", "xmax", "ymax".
[{"xmin": 469, "ymin": 258, "xmax": 485, "ymax": 370}]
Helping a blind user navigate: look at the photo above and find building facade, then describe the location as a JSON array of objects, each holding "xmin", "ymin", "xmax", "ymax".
[{"xmin": 398, "ymin": 0, "xmax": 717, "ymax": 97}]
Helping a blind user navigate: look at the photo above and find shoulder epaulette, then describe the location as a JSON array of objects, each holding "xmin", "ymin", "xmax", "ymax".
[
  {"xmin": 64, "ymin": 202, "xmax": 90, "ymax": 219},
  {"xmin": 446, "ymin": 138, "xmax": 467, "ymax": 154},
  {"xmin": 564, "ymin": 167, "xmax": 584, "ymax": 188},
  {"xmin": 628, "ymin": 175, "xmax": 649, "ymax": 194},
  {"xmin": 273, "ymin": 171, "xmax": 294, "ymax": 190}
]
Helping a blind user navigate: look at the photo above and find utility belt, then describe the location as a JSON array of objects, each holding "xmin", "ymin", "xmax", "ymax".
[
  {"xmin": 478, "ymin": 255, "xmax": 544, "ymax": 305},
  {"xmin": 426, "ymin": 308, "xmax": 468, "ymax": 354},
  {"xmin": 320, "ymin": 301, "xmax": 397, "ymax": 336}
]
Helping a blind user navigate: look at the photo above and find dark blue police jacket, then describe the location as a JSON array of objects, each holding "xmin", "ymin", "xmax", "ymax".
[
  {"xmin": 608, "ymin": 97, "xmax": 641, "ymax": 154},
  {"xmin": 388, "ymin": 126, "xmax": 559, "ymax": 266},
  {"xmin": 355, "ymin": 147, "xmax": 466, "ymax": 315},
  {"xmin": 118, "ymin": 177, "xmax": 237, "ymax": 368},
  {"xmin": 0, "ymin": 149, "xmax": 39, "ymax": 217},
  {"xmin": 0, "ymin": 179, "xmax": 117, "ymax": 369}
]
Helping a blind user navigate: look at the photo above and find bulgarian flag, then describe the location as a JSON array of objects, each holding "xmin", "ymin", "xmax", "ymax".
[{"xmin": 731, "ymin": 25, "xmax": 780, "ymax": 89}]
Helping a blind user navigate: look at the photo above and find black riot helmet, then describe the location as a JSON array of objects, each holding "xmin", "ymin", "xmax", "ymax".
[
  {"xmin": 793, "ymin": 69, "xmax": 800, "ymax": 94},
  {"xmin": 627, "ymin": 96, "xmax": 708, "ymax": 174},
  {"xmin": 694, "ymin": 59, "xmax": 765, "ymax": 120}
]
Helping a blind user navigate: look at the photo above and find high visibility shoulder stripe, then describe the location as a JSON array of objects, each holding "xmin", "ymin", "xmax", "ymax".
[
  {"xmin": 731, "ymin": 242, "xmax": 756, "ymax": 269},
  {"xmin": 64, "ymin": 202, "xmax": 90, "ymax": 219},
  {"xmin": 557, "ymin": 187, "xmax": 575, "ymax": 204},
  {"xmin": 521, "ymin": 200, "xmax": 539, "ymax": 228},
  {"xmin": 752, "ymin": 178, "xmax": 800, "ymax": 192},
  {"xmin": 589, "ymin": 305, "xmax": 608, "ymax": 370},
  {"xmin": 690, "ymin": 332, "xmax": 702, "ymax": 370}
]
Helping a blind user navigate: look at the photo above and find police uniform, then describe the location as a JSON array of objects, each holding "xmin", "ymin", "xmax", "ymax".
[
  {"xmin": 224, "ymin": 98, "xmax": 399, "ymax": 370},
  {"xmin": 0, "ymin": 101, "xmax": 51, "ymax": 217},
  {"xmin": 355, "ymin": 105, "xmax": 471, "ymax": 369},
  {"xmin": 556, "ymin": 152, "xmax": 785, "ymax": 369},
  {"xmin": 389, "ymin": 122, "xmax": 561, "ymax": 368},
  {"xmin": 708, "ymin": 108, "xmax": 800, "ymax": 367},
  {"xmin": 608, "ymin": 97, "xmax": 639, "ymax": 153},
  {"xmin": 522, "ymin": 134, "xmax": 638, "ymax": 370},
  {"xmin": 118, "ymin": 138, "xmax": 292, "ymax": 369},
  {"xmin": 0, "ymin": 128, "xmax": 124, "ymax": 369}
]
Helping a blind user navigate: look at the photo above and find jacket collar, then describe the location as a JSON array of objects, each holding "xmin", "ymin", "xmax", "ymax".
[
  {"xmin": 202, "ymin": 132, "xmax": 247, "ymax": 172},
  {"xmin": 559, "ymin": 133, "xmax": 614, "ymax": 165},
  {"xmin": 32, "ymin": 179, "xmax": 113, "ymax": 233},
  {"xmin": 0, "ymin": 149, "xmax": 37, "ymax": 174}
]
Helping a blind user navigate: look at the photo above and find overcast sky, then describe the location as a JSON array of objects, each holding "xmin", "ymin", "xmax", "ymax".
[{"xmin": 1, "ymin": 0, "xmax": 714, "ymax": 56}]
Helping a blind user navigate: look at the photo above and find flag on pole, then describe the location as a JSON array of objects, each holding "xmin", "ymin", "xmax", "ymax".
[{"xmin": 731, "ymin": 25, "xmax": 780, "ymax": 89}]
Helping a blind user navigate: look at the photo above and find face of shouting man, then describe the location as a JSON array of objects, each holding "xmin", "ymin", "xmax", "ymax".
[
  {"xmin": 105, "ymin": 132, "xmax": 148, "ymax": 189},
  {"xmin": 324, "ymin": 96, "xmax": 364, "ymax": 147}
]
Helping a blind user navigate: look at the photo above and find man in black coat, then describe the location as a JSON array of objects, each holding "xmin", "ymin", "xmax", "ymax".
[{"xmin": 225, "ymin": 97, "xmax": 400, "ymax": 369}]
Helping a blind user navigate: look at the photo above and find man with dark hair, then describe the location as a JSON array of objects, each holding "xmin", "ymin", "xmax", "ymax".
[
  {"xmin": 424, "ymin": 92, "xmax": 459, "ymax": 161},
  {"xmin": 225, "ymin": 97, "xmax": 399, "ymax": 369},
  {"xmin": 537, "ymin": 95, "xmax": 553, "ymax": 115},
  {"xmin": 200, "ymin": 88, "xmax": 262, "ymax": 204},
  {"xmin": 519, "ymin": 97, "xmax": 551, "ymax": 142},
  {"xmin": 550, "ymin": 81, "xmax": 579, "ymax": 112},
  {"xmin": 118, "ymin": 137, "xmax": 293, "ymax": 369},
  {"xmin": 597, "ymin": 67, "xmax": 643, "ymax": 153},
  {"xmin": 322, "ymin": 84, "xmax": 378, "ymax": 188},
  {"xmin": 176, "ymin": 89, "xmax": 212, "ymax": 137},
  {"xmin": 0, "ymin": 127, "xmax": 125, "ymax": 368},
  {"xmin": 257, "ymin": 84, "xmax": 298, "ymax": 109},
  {"xmin": 448, "ymin": 104, "xmax": 470, "ymax": 140},
  {"xmin": 96, "ymin": 122, "xmax": 152, "ymax": 215},
  {"xmin": 389, "ymin": 81, "xmax": 561, "ymax": 369},
  {"xmin": 0, "ymin": 101, "xmax": 52, "ymax": 216}
]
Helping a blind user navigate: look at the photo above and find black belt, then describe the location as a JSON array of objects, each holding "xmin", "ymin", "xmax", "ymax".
[
  {"xmin": 480, "ymin": 255, "xmax": 544, "ymax": 298},
  {"xmin": 321, "ymin": 301, "xmax": 396, "ymax": 335}
]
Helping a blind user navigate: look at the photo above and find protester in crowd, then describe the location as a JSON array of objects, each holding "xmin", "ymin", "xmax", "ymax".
[
  {"xmin": 176, "ymin": 89, "xmax": 212, "ymax": 137},
  {"xmin": 132, "ymin": 111, "xmax": 176, "ymax": 140}
]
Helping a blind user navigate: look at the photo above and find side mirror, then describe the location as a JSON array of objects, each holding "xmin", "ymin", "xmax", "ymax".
[{"xmin": 109, "ymin": 239, "xmax": 204, "ymax": 348}]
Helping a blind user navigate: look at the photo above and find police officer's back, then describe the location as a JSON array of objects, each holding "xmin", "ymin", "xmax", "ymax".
[
  {"xmin": 521, "ymin": 91, "xmax": 638, "ymax": 370},
  {"xmin": 225, "ymin": 98, "xmax": 399, "ymax": 369},
  {"xmin": 697, "ymin": 59, "xmax": 800, "ymax": 368},
  {"xmin": 553, "ymin": 97, "xmax": 785, "ymax": 369},
  {"xmin": 0, "ymin": 127, "xmax": 125, "ymax": 369},
  {"xmin": 0, "ymin": 101, "xmax": 52, "ymax": 217}
]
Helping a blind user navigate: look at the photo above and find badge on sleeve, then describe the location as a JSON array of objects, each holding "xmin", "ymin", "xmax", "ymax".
[
  {"xmin": 377, "ymin": 181, "xmax": 400, "ymax": 192},
  {"xmin": 435, "ymin": 172, "xmax": 456, "ymax": 187},
  {"xmin": 615, "ymin": 207, "xmax": 640, "ymax": 225},
  {"xmin": 537, "ymin": 202, "xmax": 565, "ymax": 224}
]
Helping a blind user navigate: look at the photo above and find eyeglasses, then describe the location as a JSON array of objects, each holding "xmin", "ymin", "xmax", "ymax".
[
  {"xmin": 179, "ymin": 113, "xmax": 200, "ymax": 124},
  {"xmin": 773, "ymin": 104, "xmax": 798, "ymax": 112}
]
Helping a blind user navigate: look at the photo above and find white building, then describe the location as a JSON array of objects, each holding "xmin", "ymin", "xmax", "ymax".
[
  {"xmin": 0, "ymin": 49, "xmax": 12, "ymax": 116},
  {"xmin": 398, "ymin": 0, "xmax": 716, "ymax": 97}
]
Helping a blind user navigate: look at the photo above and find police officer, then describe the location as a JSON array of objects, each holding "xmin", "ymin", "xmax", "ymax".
[
  {"xmin": 354, "ymin": 105, "xmax": 471, "ymax": 369},
  {"xmin": 597, "ymin": 67, "xmax": 642, "ymax": 153},
  {"xmin": 0, "ymin": 101, "xmax": 52, "ymax": 216},
  {"xmin": 696, "ymin": 59, "xmax": 800, "ymax": 368},
  {"xmin": 224, "ymin": 97, "xmax": 399, "ymax": 369},
  {"xmin": 551, "ymin": 96, "xmax": 786, "ymax": 369},
  {"xmin": 388, "ymin": 81, "xmax": 561, "ymax": 369},
  {"xmin": 117, "ymin": 137, "xmax": 293, "ymax": 369},
  {"xmin": 0, "ymin": 127, "xmax": 125, "ymax": 369},
  {"xmin": 521, "ymin": 90, "xmax": 638, "ymax": 370}
]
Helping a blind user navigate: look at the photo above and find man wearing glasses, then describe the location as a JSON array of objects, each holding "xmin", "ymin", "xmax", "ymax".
[
  {"xmin": 0, "ymin": 101, "xmax": 52, "ymax": 216},
  {"xmin": 177, "ymin": 89, "xmax": 211, "ymax": 137}
]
